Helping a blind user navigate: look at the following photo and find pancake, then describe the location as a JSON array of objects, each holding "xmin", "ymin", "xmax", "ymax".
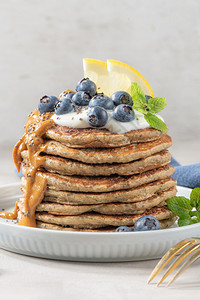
[
  {"xmin": 36, "ymin": 216, "xmax": 177, "ymax": 231},
  {"xmin": 21, "ymin": 177, "xmax": 177, "ymax": 205},
  {"xmin": 45, "ymin": 125, "xmax": 165, "ymax": 148},
  {"xmin": 43, "ymin": 178, "xmax": 176, "ymax": 205},
  {"xmin": 43, "ymin": 134, "xmax": 172, "ymax": 164},
  {"xmin": 32, "ymin": 187, "xmax": 176, "ymax": 215},
  {"xmin": 34, "ymin": 206, "xmax": 174, "ymax": 229},
  {"xmin": 21, "ymin": 150, "xmax": 171, "ymax": 176},
  {"xmin": 25, "ymin": 164, "xmax": 174, "ymax": 193}
]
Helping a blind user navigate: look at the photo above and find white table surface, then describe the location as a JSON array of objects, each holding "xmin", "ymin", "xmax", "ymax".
[{"xmin": 0, "ymin": 147, "xmax": 200, "ymax": 300}]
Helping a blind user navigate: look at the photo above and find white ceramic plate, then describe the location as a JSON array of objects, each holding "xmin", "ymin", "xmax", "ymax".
[{"xmin": 0, "ymin": 183, "xmax": 199, "ymax": 262}]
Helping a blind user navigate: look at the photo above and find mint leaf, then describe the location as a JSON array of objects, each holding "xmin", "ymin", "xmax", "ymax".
[
  {"xmin": 189, "ymin": 210, "xmax": 200, "ymax": 219},
  {"xmin": 167, "ymin": 188, "xmax": 200, "ymax": 228},
  {"xmin": 131, "ymin": 82, "xmax": 145, "ymax": 101},
  {"xmin": 190, "ymin": 187, "xmax": 200, "ymax": 209},
  {"xmin": 133, "ymin": 95, "xmax": 148, "ymax": 114},
  {"xmin": 191, "ymin": 217, "xmax": 200, "ymax": 224},
  {"xmin": 178, "ymin": 218, "xmax": 193, "ymax": 227},
  {"xmin": 167, "ymin": 196, "xmax": 192, "ymax": 218},
  {"xmin": 178, "ymin": 216, "xmax": 200, "ymax": 227},
  {"xmin": 144, "ymin": 113, "xmax": 168, "ymax": 132},
  {"xmin": 147, "ymin": 97, "xmax": 167, "ymax": 113},
  {"xmin": 131, "ymin": 82, "xmax": 147, "ymax": 113}
]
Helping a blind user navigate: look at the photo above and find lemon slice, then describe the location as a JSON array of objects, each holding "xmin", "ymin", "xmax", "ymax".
[
  {"xmin": 107, "ymin": 60, "xmax": 154, "ymax": 97},
  {"xmin": 83, "ymin": 58, "xmax": 109, "ymax": 95},
  {"xmin": 83, "ymin": 58, "xmax": 154, "ymax": 97}
]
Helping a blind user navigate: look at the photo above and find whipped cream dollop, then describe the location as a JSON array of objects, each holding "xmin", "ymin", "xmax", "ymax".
[{"xmin": 51, "ymin": 107, "xmax": 163, "ymax": 134}]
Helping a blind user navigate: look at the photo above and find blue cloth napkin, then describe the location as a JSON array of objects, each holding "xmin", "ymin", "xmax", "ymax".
[{"xmin": 171, "ymin": 157, "xmax": 200, "ymax": 189}]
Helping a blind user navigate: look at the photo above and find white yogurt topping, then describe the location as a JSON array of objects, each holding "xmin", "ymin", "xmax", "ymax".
[{"xmin": 51, "ymin": 107, "xmax": 163, "ymax": 134}]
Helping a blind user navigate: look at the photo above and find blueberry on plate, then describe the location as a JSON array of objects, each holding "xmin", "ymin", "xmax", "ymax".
[
  {"xmin": 72, "ymin": 91, "xmax": 91, "ymax": 106},
  {"xmin": 115, "ymin": 226, "xmax": 132, "ymax": 232},
  {"xmin": 112, "ymin": 104, "xmax": 135, "ymax": 122},
  {"xmin": 111, "ymin": 91, "xmax": 133, "ymax": 106},
  {"xmin": 145, "ymin": 95, "xmax": 152, "ymax": 102},
  {"xmin": 89, "ymin": 93, "xmax": 114, "ymax": 110},
  {"xmin": 76, "ymin": 78, "xmax": 97, "ymax": 97},
  {"xmin": 87, "ymin": 106, "xmax": 108, "ymax": 127},
  {"xmin": 38, "ymin": 95, "xmax": 59, "ymax": 114},
  {"xmin": 134, "ymin": 215, "xmax": 161, "ymax": 231},
  {"xmin": 55, "ymin": 97, "xmax": 74, "ymax": 115}
]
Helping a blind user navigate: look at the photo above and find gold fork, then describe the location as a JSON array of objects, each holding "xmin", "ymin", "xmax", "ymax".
[{"xmin": 148, "ymin": 237, "xmax": 200, "ymax": 286}]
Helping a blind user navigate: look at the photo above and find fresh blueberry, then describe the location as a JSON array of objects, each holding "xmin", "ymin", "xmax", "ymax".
[
  {"xmin": 65, "ymin": 91, "xmax": 75, "ymax": 100},
  {"xmin": 55, "ymin": 97, "xmax": 74, "ymax": 115},
  {"xmin": 76, "ymin": 78, "xmax": 97, "ymax": 97},
  {"xmin": 145, "ymin": 95, "xmax": 152, "ymax": 102},
  {"xmin": 59, "ymin": 90, "xmax": 75, "ymax": 100},
  {"xmin": 112, "ymin": 104, "xmax": 135, "ymax": 122},
  {"xmin": 38, "ymin": 95, "xmax": 59, "ymax": 114},
  {"xmin": 111, "ymin": 91, "xmax": 133, "ymax": 106},
  {"xmin": 88, "ymin": 106, "xmax": 108, "ymax": 127},
  {"xmin": 134, "ymin": 215, "xmax": 161, "ymax": 231},
  {"xmin": 115, "ymin": 226, "xmax": 132, "ymax": 232},
  {"xmin": 89, "ymin": 93, "xmax": 114, "ymax": 110},
  {"xmin": 72, "ymin": 91, "xmax": 91, "ymax": 106}
]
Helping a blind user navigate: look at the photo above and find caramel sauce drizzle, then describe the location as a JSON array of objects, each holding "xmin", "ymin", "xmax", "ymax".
[{"xmin": 0, "ymin": 110, "xmax": 54, "ymax": 227}]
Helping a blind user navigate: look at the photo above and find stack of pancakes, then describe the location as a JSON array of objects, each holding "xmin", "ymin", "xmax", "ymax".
[{"xmin": 19, "ymin": 125, "xmax": 177, "ymax": 231}]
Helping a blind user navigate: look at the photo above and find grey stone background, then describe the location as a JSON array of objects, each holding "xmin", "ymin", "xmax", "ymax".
[{"xmin": 0, "ymin": 0, "xmax": 199, "ymax": 165}]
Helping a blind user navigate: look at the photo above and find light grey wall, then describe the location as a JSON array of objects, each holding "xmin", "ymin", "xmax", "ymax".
[{"xmin": 0, "ymin": 0, "xmax": 199, "ymax": 163}]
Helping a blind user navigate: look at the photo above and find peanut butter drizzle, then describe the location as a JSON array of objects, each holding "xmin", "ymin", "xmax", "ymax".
[
  {"xmin": 0, "ymin": 201, "xmax": 19, "ymax": 220},
  {"xmin": 0, "ymin": 110, "xmax": 54, "ymax": 227}
]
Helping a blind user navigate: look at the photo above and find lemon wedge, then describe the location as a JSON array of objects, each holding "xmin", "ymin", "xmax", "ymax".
[{"xmin": 83, "ymin": 58, "xmax": 154, "ymax": 97}]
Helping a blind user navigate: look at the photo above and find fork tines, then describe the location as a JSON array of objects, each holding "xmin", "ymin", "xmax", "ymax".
[{"xmin": 148, "ymin": 237, "xmax": 200, "ymax": 286}]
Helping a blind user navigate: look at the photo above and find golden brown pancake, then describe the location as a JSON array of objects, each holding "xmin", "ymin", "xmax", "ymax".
[
  {"xmin": 43, "ymin": 134, "xmax": 172, "ymax": 164},
  {"xmin": 45, "ymin": 125, "xmax": 165, "ymax": 148},
  {"xmin": 44, "ymin": 178, "xmax": 176, "ymax": 205},
  {"xmin": 24, "ymin": 164, "xmax": 174, "ymax": 193},
  {"xmin": 21, "ymin": 177, "xmax": 177, "ymax": 205},
  {"xmin": 34, "ymin": 206, "xmax": 174, "ymax": 229},
  {"xmin": 32, "ymin": 187, "xmax": 176, "ymax": 215},
  {"xmin": 21, "ymin": 150, "xmax": 171, "ymax": 176},
  {"xmin": 36, "ymin": 216, "xmax": 177, "ymax": 232},
  {"xmin": 19, "ymin": 187, "xmax": 176, "ymax": 216}
]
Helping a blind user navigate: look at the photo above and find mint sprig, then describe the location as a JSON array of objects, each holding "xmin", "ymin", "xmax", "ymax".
[
  {"xmin": 144, "ymin": 113, "xmax": 168, "ymax": 133},
  {"xmin": 131, "ymin": 82, "xmax": 145, "ymax": 101},
  {"xmin": 190, "ymin": 187, "xmax": 200, "ymax": 209},
  {"xmin": 147, "ymin": 97, "xmax": 167, "ymax": 113},
  {"xmin": 131, "ymin": 82, "xmax": 167, "ymax": 132},
  {"xmin": 133, "ymin": 94, "xmax": 148, "ymax": 115},
  {"xmin": 167, "ymin": 188, "xmax": 200, "ymax": 227}
]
